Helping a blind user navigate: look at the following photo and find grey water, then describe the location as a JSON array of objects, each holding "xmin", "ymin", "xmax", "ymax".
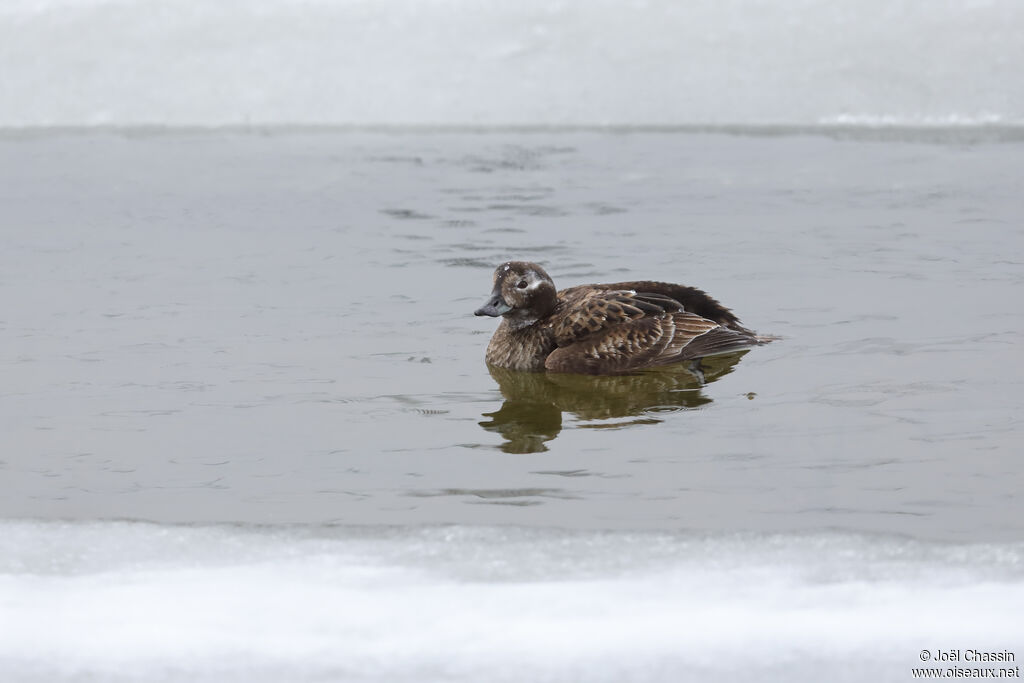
[{"xmin": 2, "ymin": 127, "xmax": 1022, "ymax": 540}]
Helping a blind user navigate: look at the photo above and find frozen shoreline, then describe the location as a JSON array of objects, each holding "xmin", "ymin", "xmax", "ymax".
[
  {"xmin": 3, "ymin": 520, "xmax": 1023, "ymax": 683},
  {"xmin": 1, "ymin": 0, "xmax": 1021, "ymax": 127}
]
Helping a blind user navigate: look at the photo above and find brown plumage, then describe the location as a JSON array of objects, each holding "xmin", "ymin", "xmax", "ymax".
[{"xmin": 474, "ymin": 261, "xmax": 770, "ymax": 374}]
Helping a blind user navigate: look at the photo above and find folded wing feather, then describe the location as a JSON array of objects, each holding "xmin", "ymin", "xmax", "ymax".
[{"xmin": 546, "ymin": 289, "xmax": 758, "ymax": 374}]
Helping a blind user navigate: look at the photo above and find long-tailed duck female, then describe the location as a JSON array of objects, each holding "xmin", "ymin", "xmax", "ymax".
[{"xmin": 474, "ymin": 261, "xmax": 769, "ymax": 374}]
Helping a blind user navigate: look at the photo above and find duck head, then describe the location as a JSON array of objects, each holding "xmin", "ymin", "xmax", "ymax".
[{"xmin": 474, "ymin": 261, "xmax": 558, "ymax": 328}]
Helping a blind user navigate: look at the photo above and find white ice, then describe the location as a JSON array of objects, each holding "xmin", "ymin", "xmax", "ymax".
[
  {"xmin": 0, "ymin": 0, "xmax": 1021, "ymax": 127},
  {"xmin": 2, "ymin": 522, "xmax": 1022, "ymax": 682}
]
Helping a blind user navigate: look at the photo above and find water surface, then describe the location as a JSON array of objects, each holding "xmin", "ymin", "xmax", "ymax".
[{"xmin": 3, "ymin": 127, "xmax": 1020, "ymax": 538}]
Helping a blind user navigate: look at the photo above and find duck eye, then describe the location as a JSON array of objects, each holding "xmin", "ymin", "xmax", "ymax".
[{"xmin": 516, "ymin": 279, "xmax": 528, "ymax": 289}]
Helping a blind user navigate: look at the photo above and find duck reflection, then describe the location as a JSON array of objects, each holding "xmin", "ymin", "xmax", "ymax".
[{"xmin": 479, "ymin": 351, "xmax": 748, "ymax": 453}]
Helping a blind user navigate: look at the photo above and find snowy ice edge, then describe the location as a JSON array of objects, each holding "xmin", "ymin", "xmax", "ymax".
[
  {"xmin": 3, "ymin": 518, "xmax": 1024, "ymax": 577},
  {"xmin": 3, "ymin": 0, "xmax": 1021, "ymax": 130},
  {"xmin": 1, "ymin": 520, "xmax": 1022, "ymax": 683},
  {"xmin": 2, "ymin": 121, "xmax": 1023, "ymax": 140}
]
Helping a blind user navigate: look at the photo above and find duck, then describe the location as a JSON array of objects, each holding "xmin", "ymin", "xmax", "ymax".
[{"xmin": 474, "ymin": 261, "xmax": 770, "ymax": 374}]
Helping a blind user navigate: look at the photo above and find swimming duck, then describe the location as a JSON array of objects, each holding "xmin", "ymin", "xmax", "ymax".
[{"xmin": 474, "ymin": 261, "xmax": 769, "ymax": 374}]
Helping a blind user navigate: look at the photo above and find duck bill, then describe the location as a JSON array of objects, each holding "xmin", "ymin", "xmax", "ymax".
[{"xmin": 474, "ymin": 292, "xmax": 512, "ymax": 317}]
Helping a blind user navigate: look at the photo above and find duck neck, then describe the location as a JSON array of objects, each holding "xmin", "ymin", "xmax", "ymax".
[{"xmin": 505, "ymin": 310, "xmax": 543, "ymax": 331}]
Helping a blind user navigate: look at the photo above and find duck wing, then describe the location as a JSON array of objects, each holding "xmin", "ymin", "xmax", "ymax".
[
  {"xmin": 551, "ymin": 287, "xmax": 682, "ymax": 342},
  {"xmin": 546, "ymin": 288, "xmax": 760, "ymax": 375},
  {"xmin": 590, "ymin": 280, "xmax": 752, "ymax": 333}
]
